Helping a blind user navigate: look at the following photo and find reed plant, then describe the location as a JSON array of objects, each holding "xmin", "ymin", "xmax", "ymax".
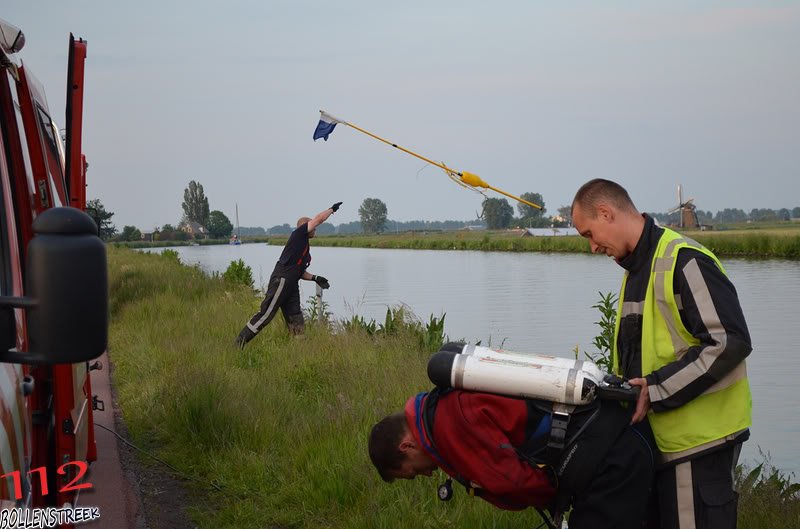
[
  {"xmin": 737, "ymin": 453, "xmax": 800, "ymax": 528},
  {"xmin": 108, "ymin": 248, "xmax": 797, "ymax": 528}
]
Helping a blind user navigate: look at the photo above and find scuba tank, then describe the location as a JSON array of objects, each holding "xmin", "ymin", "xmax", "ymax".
[{"xmin": 428, "ymin": 342, "xmax": 638, "ymax": 405}]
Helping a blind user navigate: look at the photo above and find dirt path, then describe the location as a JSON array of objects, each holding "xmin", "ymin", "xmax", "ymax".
[{"xmin": 83, "ymin": 352, "xmax": 198, "ymax": 529}]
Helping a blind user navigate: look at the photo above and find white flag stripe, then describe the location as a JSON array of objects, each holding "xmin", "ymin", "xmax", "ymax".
[{"xmin": 319, "ymin": 111, "xmax": 343, "ymax": 125}]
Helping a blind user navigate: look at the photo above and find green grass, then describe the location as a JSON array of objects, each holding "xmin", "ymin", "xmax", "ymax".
[
  {"xmin": 737, "ymin": 456, "xmax": 800, "ymax": 529},
  {"xmin": 114, "ymin": 223, "xmax": 800, "ymax": 259},
  {"xmin": 272, "ymin": 230, "xmax": 592, "ymax": 254},
  {"xmin": 108, "ymin": 247, "xmax": 543, "ymax": 528},
  {"xmin": 264, "ymin": 224, "xmax": 800, "ymax": 260},
  {"xmin": 108, "ymin": 248, "xmax": 799, "ymax": 528}
]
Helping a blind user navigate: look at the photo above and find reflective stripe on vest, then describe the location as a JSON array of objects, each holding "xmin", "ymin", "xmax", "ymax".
[{"xmin": 613, "ymin": 228, "xmax": 751, "ymax": 456}]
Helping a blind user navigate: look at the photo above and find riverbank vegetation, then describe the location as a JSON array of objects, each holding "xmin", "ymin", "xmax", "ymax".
[
  {"xmin": 273, "ymin": 224, "xmax": 800, "ymax": 259},
  {"xmin": 114, "ymin": 222, "xmax": 800, "ymax": 259},
  {"xmin": 108, "ymin": 248, "xmax": 798, "ymax": 528}
]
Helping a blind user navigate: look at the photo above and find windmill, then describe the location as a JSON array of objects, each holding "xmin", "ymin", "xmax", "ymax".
[{"xmin": 668, "ymin": 184, "xmax": 699, "ymax": 229}]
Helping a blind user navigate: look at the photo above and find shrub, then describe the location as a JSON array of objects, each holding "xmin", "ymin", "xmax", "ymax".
[
  {"xmin": 161, "ymin": 249, "xmax": 181, "ymax": 264},
  {"xmin": 304, "ymin": 295, "xmax": 332, "ymax": 325},
  {"xmin": 222, "ymin": 259, "xmax": 254, "ymax": 288}
]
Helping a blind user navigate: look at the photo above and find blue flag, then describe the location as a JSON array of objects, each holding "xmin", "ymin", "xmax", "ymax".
[{"xmin": 313, "ymin": 111, "xmax": 342, "ymax": 141}]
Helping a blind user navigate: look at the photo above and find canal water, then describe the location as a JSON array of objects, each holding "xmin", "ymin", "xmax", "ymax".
[{"xmin": 142, "ymin": 243, "xmax": 800, "ymax": 475}]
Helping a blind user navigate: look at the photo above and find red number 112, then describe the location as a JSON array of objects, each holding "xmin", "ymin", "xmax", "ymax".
[{"xmin": 1, "ymin": 461, "xmax": 92, "ymax": 500}]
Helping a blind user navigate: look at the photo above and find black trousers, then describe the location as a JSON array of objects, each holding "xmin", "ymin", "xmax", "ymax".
[
  {"xmin": 568, "ymin": 424, "xmax": 656, "ymax": 529},
  {"xmin": 238, "ymin": 275, "xmax": 304, "ymax": 345},
  {"xmin": 655, "ymin": 443, "xmax": 742, "ymax": 529}
]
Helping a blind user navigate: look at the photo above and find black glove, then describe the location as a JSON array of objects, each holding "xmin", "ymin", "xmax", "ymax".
[
  {"xmin": 312, "ymin": 275, "xmax": 330, "ymax": 289},
  {"xmin": 331, "ymin": 202, "xmax": 343, "ymax": 212}
]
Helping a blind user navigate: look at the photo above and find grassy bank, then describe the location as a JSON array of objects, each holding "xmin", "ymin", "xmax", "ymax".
[
  {"xmin": 108, "ymin": 248, "xmax": 799, "ymax": 528},
  {"xmin": 108, "ymin": 247, "xmax": 543, "ymax": 528},
  {"xmin": 111, "ymin": 238, "xmax": 250, "ymax": 249},
  {"xmin": 263, "ymin": 226, "xmax": 800, "ymax": 259},
  {"xmin": 116, "ymin": 224, "xmax": 800, "ymax": 259}
]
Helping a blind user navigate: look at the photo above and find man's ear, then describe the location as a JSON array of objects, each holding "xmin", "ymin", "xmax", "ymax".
[
  {"xmin": 597, "ymin": 203, "xmax": 615, "ymax": 222},
  {"xmin": 398, "ymin": 435, "xmax": 417, "ymax": 454}
]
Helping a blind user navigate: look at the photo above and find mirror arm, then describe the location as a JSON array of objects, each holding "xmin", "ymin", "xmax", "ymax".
[
  {"xmin": 0, "ymin": 349, "xmax": 50, "ymax": 365},
  {"xmin": 0, "ymin": 296, "xmax": 38, "ymax": 309}
]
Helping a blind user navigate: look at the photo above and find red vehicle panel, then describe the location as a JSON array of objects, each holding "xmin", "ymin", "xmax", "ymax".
[{"xmin": 0, "ymin": 18, "xmax": 103, "ymax": 521}]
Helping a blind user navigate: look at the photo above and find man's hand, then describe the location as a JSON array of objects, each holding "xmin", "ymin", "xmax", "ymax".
[
  {"xmin": 331, "ymin": 202, "xmax": 343, "ymax": 212},
  {"xmin": 628, "ymin": 378, "xmax": 651, "ymax": 424},
  {"xmin": 313, "ymin": 275, "xmax": 330, "ymax": 289}
]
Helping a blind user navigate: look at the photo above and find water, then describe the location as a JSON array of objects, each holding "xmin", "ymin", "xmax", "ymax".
[{"xmin": 142, "ymin": 243, "xmax": 800, "ymax": 475}]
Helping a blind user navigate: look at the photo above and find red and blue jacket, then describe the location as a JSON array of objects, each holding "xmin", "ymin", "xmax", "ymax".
[{"xmin": 404, "ymin": 390, "xmax": 556, "ymax": 510}]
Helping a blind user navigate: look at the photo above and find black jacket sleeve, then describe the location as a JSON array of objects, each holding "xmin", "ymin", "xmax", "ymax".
[{"xmin": 645, "ymin": 249, "xmax": 752, "ymax": 411}]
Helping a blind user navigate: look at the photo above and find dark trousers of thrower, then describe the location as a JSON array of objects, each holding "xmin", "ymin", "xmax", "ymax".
[
  {"xmin": 656, "ymin": 443, "xmax": 743, "ymax": 529},
  {"xmin": 235, "ymin": 275, "xmax": 304, "ymax": 348}
]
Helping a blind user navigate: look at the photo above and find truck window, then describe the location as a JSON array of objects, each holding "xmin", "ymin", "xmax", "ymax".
[{"xmin": 34, "ymin": 104, "xmax": 65, "ymax": 207}]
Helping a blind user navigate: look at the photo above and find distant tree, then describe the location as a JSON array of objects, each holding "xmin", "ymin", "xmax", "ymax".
[
  {"xmin": 793, "ymin": 207, "xmax": 800, "ymax": 219},
  {"xmin": 749, "ymin": 208, "xmax": 777, "ymax": 222},
  {"xmin": 86, "ymin": 198, "xmax": 116, "ymax": 240},
  {"xmin": 359, "ymin": 198, "xmax": 388, "ymax": 233},
  {"xmin": 557, "ymin": 205, "xmax": 572, "ymax": 226},
  {"xmin": 238, "ymin": 226, "xmax": 266, "ymax": 237},
  {"xmin": 315, "ymin": 222, "xmax": 335, "ymax": 235},
  {"xmin": 182, "ymin": 180, "xmax": 210, "ymax": 228},
  {"xmin": 156, "ymin": 223, "xmax": 177, "ymax": 241},
  {"xmin": 714, "ymin": 208, "xmax": 747, "ymax": 224},
  {"xmin": 337, "ymin": 221, "xmax": 363, "ymax": 234},
  {"xmin": 268, "ymin": 224, "xmax": 293, "ymax": 235},
  {"xmin": 482, "ymin": 198, "xmax": 514, "ymax": 229},
  {"xmin": 207, "ymin": 210, "xmax": 233, "ymax": 238},
  {"xmin": 119, "ymin": 225, "xmax": 141, "ymax": 242},
  {"xmin": 777, "ymin": 208, "xmax": 791, "ymax": 221},
  {"xmin": 696, "ymin": 210, "xmax": 713, "ymax": 225},
  {"xmin": 516, "ymin": 192, "xmax": 546, "ymax": 219}
]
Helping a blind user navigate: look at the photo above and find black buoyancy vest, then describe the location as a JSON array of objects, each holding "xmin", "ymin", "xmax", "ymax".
[{"xmin": 421, "ymin": 389, "xmax": 634, "ymax": 510}]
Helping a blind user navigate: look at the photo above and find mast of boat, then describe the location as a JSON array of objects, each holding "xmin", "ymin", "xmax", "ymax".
[{"xmin": 236, "ymin": 202, "xmax": 240, "ymax": 239}]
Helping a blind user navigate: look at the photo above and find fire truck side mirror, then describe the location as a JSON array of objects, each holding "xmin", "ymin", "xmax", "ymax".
[{"xmin": 0, "ymin": 207, "xmax": 108, "ymax": 364}]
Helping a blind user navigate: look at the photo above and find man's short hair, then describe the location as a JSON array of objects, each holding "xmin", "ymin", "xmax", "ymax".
[
  {"xmin": 297, "ymin": 216, "xmax": 311, "ymax": 228},
  {"xmin": 572, "ymin": 178, "xmax": 637, "ymax": 218},
  {"xmin": 368, "ymin": 412, "xmax": 408, "ymax": 483}
]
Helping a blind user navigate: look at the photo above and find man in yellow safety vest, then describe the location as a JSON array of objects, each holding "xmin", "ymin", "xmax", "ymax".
[{"xmin": 572, "ymin": 179, "xmax": 751, "ymax": 529}]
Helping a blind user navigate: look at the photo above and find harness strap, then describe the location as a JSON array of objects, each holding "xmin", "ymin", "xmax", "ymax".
[{"xmin": 545, "ymin": 403, "xmax": 575, "ymax": 463}]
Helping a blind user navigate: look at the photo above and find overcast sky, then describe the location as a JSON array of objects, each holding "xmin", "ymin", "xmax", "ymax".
[{"xmin": 5, "ymin": 2, "xmax": 799, "ymax": 230}]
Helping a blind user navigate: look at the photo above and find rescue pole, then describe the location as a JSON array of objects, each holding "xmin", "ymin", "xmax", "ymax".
[
  {"xmin": 315, "ymin": 284, "xmax": 324, "ymax": 324},
  {"xmin": 317, "ymin": 111, "xmax": 542, "ymax": 210}
]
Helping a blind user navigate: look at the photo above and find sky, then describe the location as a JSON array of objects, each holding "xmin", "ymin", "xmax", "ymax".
[{"xmin": 4, "ymin": 1, "xmax": 799, "ymax": 230}]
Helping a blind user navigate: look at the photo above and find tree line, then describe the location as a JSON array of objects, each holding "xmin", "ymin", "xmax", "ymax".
[
  {"xmin": 86, "ymin": 186, "xmax": 800, "ymax": 241},
  {"xmin": 650, "ymin": 207, "xmax": 800, "ymax": 226},
  {"xmin": 87, "ymin": 180, "xmax": 236, "ymax": 242}
]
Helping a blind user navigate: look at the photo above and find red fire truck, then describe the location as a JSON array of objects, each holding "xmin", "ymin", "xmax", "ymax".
[{"xmin": 0, "ymin": 16, "xmax": 107, "ymax": 515}]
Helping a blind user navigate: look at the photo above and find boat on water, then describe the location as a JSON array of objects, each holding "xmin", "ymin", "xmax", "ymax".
[{"xmin": 230, "ymin": 203, "xmax": 242, "ymax": 245}]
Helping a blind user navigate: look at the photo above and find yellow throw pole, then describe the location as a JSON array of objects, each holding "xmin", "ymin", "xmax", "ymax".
[
  {"xmin": 323, "ymin": 110, "xmax": 543, "ymax": 210},
  {"xmin": 459, "ymin": 171, "xmax": 542, "ymax": 210},
  {"xmin": 340, "ymin": 119, "xmax": 457, "ymax": 174}
]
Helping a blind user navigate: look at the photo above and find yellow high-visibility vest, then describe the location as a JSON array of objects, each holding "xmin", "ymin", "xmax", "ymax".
[{"xmin": 613, "ymin": 228, "xmax": 751, "ymax": 456}]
